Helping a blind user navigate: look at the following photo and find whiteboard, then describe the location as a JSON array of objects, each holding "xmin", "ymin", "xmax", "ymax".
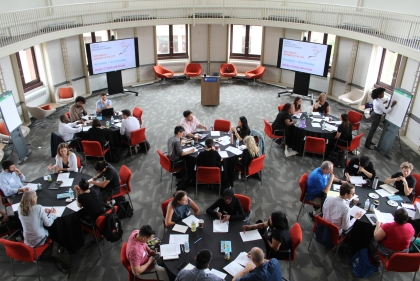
[
  {"xmin": 385, "ymin": 88, "xmax": 413, "ymax": 128},
  {"xmin": 0, "ymin": 91, "xmax": 22, "ymax": 133}
]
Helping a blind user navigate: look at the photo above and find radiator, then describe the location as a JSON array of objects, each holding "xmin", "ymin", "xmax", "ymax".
[{"xmin": 26, "ymin": 90, "xmax": 48, "ymax": 104}]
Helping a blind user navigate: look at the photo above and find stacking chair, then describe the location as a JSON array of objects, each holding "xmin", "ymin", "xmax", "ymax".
[
  {"xmin": 161, "ymin": 198, "xmax": 172, "ymax": 233},
  {"xmin": 219, "ymin": 63, "xmax": 237, "ymax": 83},
  {"xmin": 76, "ymin": 155, "xmax": 83, "ymax": 173},
  {"xmin": 81, "ymin": 140, "xmax": 110, "ymax": 163},
  {"xmin": 120, "ymin": 242, "xmax": 159, "ymax": 281},
  {"xmin": 26, "ymin": 105, "xmax": 56, "ymax": 128},
  {"xmin": 296, "ymin": 173, "xmax": 321, "ymax": 221},
  {"xmin": 263, "ymin": 118, "xmax": 284, "ymax": 153},
  {"xmin": 235, "ymin": 194, "xmax": 252, "ymax": 224},
  {"xmin": 157, "ymin": 150, "xmax": 185, "ymax": 190},
  {"xmin": 213, "ymin": 119, "xmax": 231, "ymax": 132},
  {"xmin": 196, "ymin": 167, "xmax": 221, "ymax": 197},
  {"xmin": 153, "ymin": 65, "xmax": 174, "ymax": 84},
  {"xmin": 412, "ymin": 173, "xmax": 420, "ymax": 204},
  {"xmin": 334, "ymin": 133, "xmax": 363, "ymax": 156},
  {"xmin": 376, "ymin": 251, "xmax": 420, "ymax": 281},
  {"xmin": 132, "ymin": 107, "xmax": 143, "ymax": 127},
  {"xmin": 184, "ymin": 63, "xmax": 202, "ymax": 80},
  {"xmin": 276, "ymin": 223, "xmax": 303, "ymax": 281},
  {"xmin": 121, "ymin": 128, "xmax": 147, "ymax": 160},
  {"xmin": 348, "ymin": 110, "xmax": 363, "ymax": 135},
  {"xmin": 235, "ymin": 154, "xmax": 266, "ymax": 193},
  {"xmin": 0, "ymin": 189, "xmax": 13, "ymax": 212},
  {"xmin": 110, "ymin": 165, "xmax": 133, "ymax": 210},
  {"xmin": 303, "ymin": 136, "xmax": 326, "ymax": 161},
  {"xmin": 245, "ymin": 66, "xmax": 266, "ymax": 85}
]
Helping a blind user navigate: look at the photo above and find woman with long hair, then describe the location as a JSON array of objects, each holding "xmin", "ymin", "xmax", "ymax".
[
  {"xmin": 272, "ymin": 103, "xmax": 298, "ymax": 157},
  {"xmin": 47, "ymin": 142, "xmax": 78, "ymax": 173},
  {"xmin": 231, "ymin": 116, "xmax": 251, "ymax": 141},
  {"xmin": 334, "ymin": 113, "xmax": 353, "ymax": 147},
  {"xmin": 165, "ymin": 190, "xmax": 200, "ymax": 227},
  {"xmin": 237, "ymin": 136, "xmax": 260, "ymax": 170},
  {"xmin": 292, "ymin": 97, "xmax": 302, "ymax": 114},
  {"xmin": 89, "ymin": 161, "xmax": 120, "ymax": 202},
  {"xmin": 312, "ymin": 92, "xmax": 330, "ymax": 115},
  {"xmin": 18, "ymin": 190, "xmax": 57, "ymax": 247}
]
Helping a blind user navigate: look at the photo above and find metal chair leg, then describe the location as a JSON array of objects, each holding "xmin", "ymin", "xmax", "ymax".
[
  {"xmin": 36, "ymin": 260, "xmax": 41, "ymax": 281},
  {"xmin": 10, "ymin": 257, "xmax": 15, "ymax": 277},
  {"xmin": 307, "ymin": 232, "xmax": 314, "ymax": 250},
  {"xmin": 296, "ymin": 202, "xmax": 305, "ymax": 221}
]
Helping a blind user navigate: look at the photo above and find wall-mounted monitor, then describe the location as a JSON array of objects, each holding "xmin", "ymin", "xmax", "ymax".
[
  {"xmin": 86, "ymin": 37, "xmax": 140, "ymax": 75},
  {"xmin": 277, "ymin": 38, "xmax": 332, "ymax": 77}
]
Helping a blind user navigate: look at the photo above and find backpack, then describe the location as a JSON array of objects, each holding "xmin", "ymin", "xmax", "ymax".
[
  {"xmin": 101, "ymin": 207, "xmax": 123, "ymax": 243},
  {"xmin": 350, "ymin": 248, "xmax": 378, "ymax": 278},
  {"xmin": 52, "ymin": 241, "xmax": 71, "ymax": 275},
  {"xmin": 115, "ymin": 197, "xmax": 133, "ymax": 219}
]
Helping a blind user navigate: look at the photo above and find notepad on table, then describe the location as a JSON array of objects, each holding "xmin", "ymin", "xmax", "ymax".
[
  {"xmin": 312, "ymin": 112, "xmax": 321, "ymax": 116},
  {"xmin": 25, "ymin": 183, "xmax": 39, "ymax": 191},
  {"xmin": 239, "ymin": 229, "xmax": 262, "ymax": 242},
  {"xmin": 183, "ymin": 263, "xmax": 195, "ymax": 270},
  {"xmin": 172, "ymin": 224, "xmax": 188, "ymax": 233},
  {"xmin": 182, "ymin": 215, "xmax": 199, "ymax": 228},
  {"xmin": 332, "ymin": 184, "xmax": 341, "ymax": 191},
  {"xmin": 57, "ymin": 173, "xmax": 70, "ymax": 181},
  {"xmin": 350, "ymin": 176, "xmax": 364, "ymax": 185},
  {"xmin": 210, "ymin": 268, "xmax": 227, "ymax": 279},
  {"xmin": 66, "ymin": 200, "xmax": 82, "ymax": 212},
  {"xmin": 312, "ymin": 118, "xmax": 322, "ymax": 122},
  {"xmin": 213, "ymin": 220, "xmax": 229, "ymax": 232},
  {"xmin": 60, "ymin": 178, "xmax": 74, "ymax": 187},
  {"xmin": 169, "ymin": 234, "xmax": 189, "ymax": 245},
  {"xmin": 349, "ymin": 206, "xmax": 366, "ymax": 218},
  {"xmin": 311, "ymin": 123, "xmax": 321, "ymax": 128},
  {"xmin": 225, "ymin": 146, "xmax": 243, "ymax": 155},
  {"xmin": 160, "ymin": 244, "xmax": 181, "ymax": 257},
  {"xmin": 375, "ymin": 189, "xmax": 392, "ymax": 197},
  {"xmin": 223, "ymin": 261, "xmax": 244, "ymax": 277},
  {"xmin": 234, "ymin": 252, "xmax": 252, "ymax": 267},
  {"xmin": 380, "ymin": 184, "xmax": 399, "ymax": 194},
  {"xmin": 211, "ymin": 131, "xmax": 220, "ymax": 136},
  {"xmin": 218, "ymin": 151, "xmax": 229, "ymax": 158}
]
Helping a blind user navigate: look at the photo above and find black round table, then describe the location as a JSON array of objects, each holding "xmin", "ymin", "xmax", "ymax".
[{"xmin": 161, "ymin": 214, "xmax": 265, "ymax": 281}]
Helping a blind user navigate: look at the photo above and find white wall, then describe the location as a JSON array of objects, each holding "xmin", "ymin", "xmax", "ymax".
[
  {"xmin": 191, "ymin": 25, "xmax": 207, "ymax": 62},
  {"xmin": 0, "ymin": 56, "xmax": 20, "ymax": 104},
  {"xmin": 210, "ymin": 24, "xmax": 227, "ymax": 74},
  {"xmin": 46, "ymin": 39, "xmax": 65, "ymax": 85}
]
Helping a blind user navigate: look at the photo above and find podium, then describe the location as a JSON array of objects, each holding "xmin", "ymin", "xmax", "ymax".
[{"xmin": 201, "ymin": 75, "xmax": 220, "ymax": 105}]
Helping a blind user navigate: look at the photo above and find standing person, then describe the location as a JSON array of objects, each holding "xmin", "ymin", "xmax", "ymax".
[
  {"xmin": 206, "ymin": 188, "xmax": 245, "ymax": 222},
  {"xmin": 88, "ymin": 119, "xmax": 108, "ymax": 147},
  {"xmin": 312, "ymin": 92, "xmax": 330, "ymax": 115},
  {"xmin": 196, "ymin": 138, "xmax": 222, "ymax": 168},
  {"xmin": 365, "ymin": 87, "xmax": 397, "ymax": 149},
  {"xmin": 0, "ymin": 160, "xmax": 29, "ymax": 196},
  {"xmin": 47, "ymin": 142, "xmax": 78, "ymax": 173},
  {"xmin": 179, "ymin": 110, "xmax": 208, "ymax": 138},
  {"xmin": 384, "ymin": 162, "xmax": 416, "ymax": 201},
  {"xmin": 120, "ymin": 109, "xmax": 140, "ymax": 138},
  {"xmin": 334, "ymin": 113, "xmax": 353, "ymax": 147},
  {"xmin": 175, "ymin": 249, "xmax": 223, "ymax": 281},
  {"xmin": 126, "ymin": 225, "xmax": 170, "ymax": 281},
  {"xmin": 231, "ymin": 116, "xmax": 251, "ymax": 142},
  {"xmin": 164, "ymin": 190, "xmax": 200, "ymax": 227},
  {"xmin": 96, "ymin": 92, "xmax": 112, "ymax": 113},
  {"xmin": 75, "ymin": 178, "xmax": 104, "ymax": 223},
  {"xmin": 69, "ymin": 96, "xmax": 87, "ymax": 122},
  {"xmin": 88, "ymin": 161, "xmax": 120, "ymax": 203},
  {"xmin": 237, "ymin": 136, "xmax": 259, "ymax": 170},
  {"xmin": 18, "ymin": 190, "xmax": 57, "ymax": 247},
  {"xmin": 292, "ymin": 97, "xmax": 303, "ymax": 114},
  {"xmin": 272, "ymin": 103, "xmax": 298, "ymax": 157}
]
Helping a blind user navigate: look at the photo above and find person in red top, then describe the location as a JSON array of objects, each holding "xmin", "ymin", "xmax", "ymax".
[
  {"xmin": 126, "ymin": 225, "xmax": 169, "ymax": 281},
  {"xmin": 370, "ymin": 208, "xmax": 414, "ymax": 258}
]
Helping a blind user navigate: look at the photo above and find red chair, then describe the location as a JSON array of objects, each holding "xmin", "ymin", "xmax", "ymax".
[
  {"xmin": 81, "ymin": 140, "xmax": 110, "ymax": 163},
  {"xmin": 245, "ymin": 66, "xmax": 266, "ymax": 85},
  {"xmin": 161, "ymin": 198, "xmax": 172, "ymax": 233},
  {"xmin": 153, "ymin": 65, "xmax": 174, "ymax": 84},
  {"xmin": 235, "ymin": 154, "xmax": 266, "ymax": 193},
  {"xmin": 157, "ymin": 150, "xmax": 185, "ymax": 190},
  {"xmin": 184, "ymin": 63, "xmax": 202, "ymax": 80},
  {"xmin": 0, "ymin": 189, "xmax": 13, "ymax": 212},
  {"xmin": 65, "ymin": 112, "xmax": 71, "ymax": 119},
  {"xmin": 235, "ymin": 194, "xmax": 252, "ymax": 223},
  {"xmin": 308, "ymin": 215, "xmax": 348, "ymax": 265},
  {"xmin": 296, "ymin": 173, "xmax": 321, "ymax": 221},
  {"xmin": 412, "ymin": 173, "xmax": 420, "ymax": 204},
  {"xmin": 303, "ymin": 136, "xmax": 326, "ymax": 161},
  {"xmin": 110, "ymin": 165, "xmax": 133, "ymax": 210},
  {"xmin": 120, "ymin": 242, "xmax": 159, "ymax": 281},
  {"xmin": 196, "ymin": 167, "xmax": 221, "ymax": 197},
  {"xmin": 132, "ymin": 107, "xmax": 143, "ymax": 127},
  {"xmin": 334, "ymin": 132, "xmax": 364, "ymax": 156},
  {"xmin": 219, "ymin": 63, "xmax": 237, "ymax": 83},
  {"xmin": 276, "ymin": 223, "xmax": 303, "ymax": 281},
  {"xmin": 348, "ymin": 110, "xmax": 363, "ymax": 135},
  {"xmin": 0, "ymin": 232, "xmax": 52, "ymax": 281},
  {"xmin": 121, "ymin": 128, "xmax": 147, "ymax": 160},
  {"xmin": 213, "ymin": 119, "xmax": 231, "ymax": 132},
  {"xmin": 278, "ymin": 104, "xmax": 285, "ymax": 112},
  {"xmin": 376, "ymin": 251, "xmax": 420, "ymax": 281},
  {"xmin": 76, "ymin": 155, "xmax": 82, "ymax": 173},
  {"xmin": 263, "ymin": 118, "xmax": 284, "ymax": 153}
]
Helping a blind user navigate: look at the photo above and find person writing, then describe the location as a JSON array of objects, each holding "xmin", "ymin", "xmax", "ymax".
[
  {"xmin": 179, "ymin": 110, "xmax": 208, "ymax": 138},
  {"xmin": 344, "ymin": 156, "xmax": 376, "ymax": 181},
  {"xmin": 47, "ymin": 142, "xmax": 78, "ymax": 173},
  {"xmin": 165, "ymin": 190, "xmax": 200, "ymax": 227},
  {"xmin": 206, "ymin": 189, "xmax": 245, "ymax": 222},
  {"xmin": 0, "ymin": 160, "xmax": 29, "ymax": 196},
  {"xmin": 231, "ymin": 116, "xmax": 251, "ymax": 142},
  {"xmin": 292, "ymin": 97, "xmax": 302, "ymax": 114},
  {"xmin": 334, "ymin": 113, "xmax": 353, "ymax": 147},
  {"xmin": 96, "ymin": 92, "xmax": 112, "ymax": 113},
  {"xmin": 196, "ymin": 139, "xmax": 222, "ymax": 168},
  {"xmin": 272, "ymin": 103, "xmax": 298, "ymax": 157},
  {"xmin": 384, "ymin": 162, "xmax": 416, "ymax": 201},
  {"xmin": 75, "ymin": 178, "xmax": 104, "ymax": 223},
  {"xmin": 88, "ymin": 161, "xmax": 120, "ymax": 203},
  {"xmin": 312, "ymin": 92, "xmax": 330, "ymax": 115},
  {"xmin": 365, "ymin": 87, "xmax": 397, "ymax": 149}
]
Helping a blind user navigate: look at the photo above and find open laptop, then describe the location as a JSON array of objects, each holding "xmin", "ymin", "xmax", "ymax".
[{"xmin": 101, "ymin": 108, "xmax": 115, "ymax": 116}]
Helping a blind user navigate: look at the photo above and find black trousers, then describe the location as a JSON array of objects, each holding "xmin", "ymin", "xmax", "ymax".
[{"xmin": 365, "ymin": 112, "xmax": 382, "ymax": 146}]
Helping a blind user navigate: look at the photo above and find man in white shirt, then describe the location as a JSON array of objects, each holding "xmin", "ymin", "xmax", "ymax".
[
  {"xmin": 179, "ymin": 110, "xmax": 207, "ymax": 138},
  {"xmin": 120, "ymin": 109, "xmax": 140, "ymax": 138},
  {"xmin": 58, "ymin": 114, "xmax": 84, "ymax": 146},
  {"xmin": 0, "ymin": 160, "xmax": 29, "ymax": 196},
  {"xmin": 322, "ymin": 183, "xmax": 363, "ymax": 235},
  {"xmin": 96, "ymin": 92, "xmax": 112, "ymax": 113}
]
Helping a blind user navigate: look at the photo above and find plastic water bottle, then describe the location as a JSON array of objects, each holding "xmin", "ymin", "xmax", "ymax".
[
  {"xmin": 93, "ymin": 111, "xmax": 97, "ymax": 118},
  {"xmin": 184, "ymin": 241, "xmax": 190, "ymax": 253},
  {"xmin": 191, "ymin": 221, "xmax": 197, "ymax": 232},
  {"xmin": 364, "ymin": 199, "xmax": 370, "ymax": 210},
  {"xmin": 69, "ymin": 188, "xmax": 74, "ymax": 200},
  {"xmin": 321, "ymin": 122, "xmax": 325, "ymax": 130},
  {"xmin": 111, "ymin": 116, "xmax": 114, "ymax": 125},
  {"xmin": 235, "ymin": 139, "xmax": 239, "ymax": 148},
  {"xmin": 302, "ymin": 117, "xmax": 306, "ymax": 128}
]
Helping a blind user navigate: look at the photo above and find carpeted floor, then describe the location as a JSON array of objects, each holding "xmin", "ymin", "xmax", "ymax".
[{"xmin": 0, "ymin": 79, "xmax": 419, "ymax": 281}]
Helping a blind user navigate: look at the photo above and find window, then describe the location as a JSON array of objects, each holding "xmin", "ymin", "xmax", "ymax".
[
  {"xmin": 306, "ymin": 31, "xmax": 336, "ymax": 69},
  {"xmin": 156, "ymin": 25, "xmax": 188, "ymax": 59},
  {"xmin": 376, "ymin": 49, "xmax": 402, "ymax": 92},
  {"xmin": 230, "ymin": 25, "xmax": 262, "ymax": 60},
  {"xmin": 16, "ymin": 47, "xmax": 43, "ymax": 93}
]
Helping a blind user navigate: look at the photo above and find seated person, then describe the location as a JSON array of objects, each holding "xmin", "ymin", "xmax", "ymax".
[
  {"xmin": 176, "ymin": 249, "xmax": 223, "ymax": 281},
  {"xmin": 18, "ymin": 190, "xmax": 57, "ymax": 247},
  {"xmin": 58, "ymin": 114, "xmax": 87, "ymax": 146},
  {"xmin": 47, "ymin": 142, "xmax": 78, "ymax": 173},
  {"xmin": 237, "ymin": 136, "xmax": 259, "ymax": 170},
  {"xmin": 334, "ymin": 113, "xmax": 353, "ymax": 147},
  {"xmin": 75, "ymin": 178, "xmax": 104, "ymax": 223},
  {"xmin": 206, "ymin": 189, "xmax": 245, "ymax": 222},
  {"xmin": 126, "ymin": 225, "xmax": 169, "ymax": 281},
  {"xmin": 292, "ymin": 97, "xmax": 302, "ymax": 114},
  {"xmin": 0, "ymin": 208, "xmax": 22, "ymax": 236},
  {"xmin": 88, "ymin": 119, "xmax": 108, "ymax": 147},
  {"xmin": 344, "ymin": 156, "xmax": 376, "ymax": 181},
  {"xmin": 0, "ymin": 160, "xmax": 29, "ymax": 196},
  {"xmin": 272, "ymin": 103, "xmax": 298, "ymax": 157},
  {"xmin": 167, "ymin": 126, "xmax": 194, "ymax": 163},
  {"xmin": 242, "ymin": 211, "xmax": 292, "ymax": 260},
  {"xmin": 96, "ymin": 92, "xmax": 112, "ymax": 113},
  {"xmin": 179, "ymin": 110, "xmax": 207, "ymax": 138},
  {"xmin": 312, "ymin": 92, "xmax": 330, "ymax": 115},
  {"xmin": 88, "ymin": 161, "xmax": 120, "ymax": 203},
  {"xmin": 323, "ymin": 183, "xmax": 362, "ymax": 235},
  {"xmin": 384, "ymin": 162, "xmax": 416, "ymax": 201},
  {"xmin": 307, "ymin": 161, "xmax": 344, "ymax": 219},
  {"xmin": 196, "ymin": 139, "xmax": 222, "ymax": 168},
  {"xmin": 69, "ymin": 96, "xmax": 87, "ymax": 122},
  {"xmin": 231, "ymin": 116, "xmax": 251, "ymax": 142},
  {"xmin": 120, "ymin": 109, "xmax": 140, "ymax": 138},
  {"xmin": 165, "ymin": 190, "xmax": 200, "ymax": 227},
  {"xmin": 232, "ymin": 247, "xmax": 283, "ymax": 281},
  {"xmin": 370, "ymin": 208, "xmax": 414, "ymax": 258}
]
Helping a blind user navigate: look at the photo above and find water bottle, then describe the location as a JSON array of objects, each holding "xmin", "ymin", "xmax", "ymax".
[
  {"xmin": 106, "ymin": 121, "xmax": 110, "ymax": 129},
  {"xmin": 302, "ymin": 117, "xmax": 306, "ymax": 128},
  {"xmin": 364, "ymin": 199, "xmax": 370, "ymax": 211},
  {"xmin": 184, "ymin": 241, "xmax": 190, "ymax": 253},
  {"xmin": 111, "ymin": 116, "xmax": 114, "ymax": 125},
  {"xmin": 69, "ymin": 188, "xmax": 74, "ymax": 200},
  {"xmin": 235, "ymin": 139, "xmax": 239, "ymax": 148},
  {"xmin": 372, "ymin": 177, "xmax": 379, "ymax": 190},
  {"xmin": 321, "ymin": 122, "xmax": 325, "ymax": 130},
  {"xmin": 191, "ymin": 221, "xmax": 197, "ymax": 232},
  {"xmin": 93, "ymin": 111, "xmax": 97, "ymax": 118}
]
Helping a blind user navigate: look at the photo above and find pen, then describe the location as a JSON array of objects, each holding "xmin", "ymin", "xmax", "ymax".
[{"xmin": 194, "ymin": 238, "xmax": 202, "ymax": 244}]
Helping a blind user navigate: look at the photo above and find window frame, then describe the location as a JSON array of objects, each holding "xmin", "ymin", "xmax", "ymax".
[
  {"xmin": 308, "ymin": 31, "xmax": 336, "ymax": 71},
  {"xmin": 16, "ymin": 47, "xmax": 43, "ymax": 93},
  {"xmin": 157, "ymin": 24, "xmax": 189, "ymax": 60},
  {"xmin": 229, "ymin": 25, "xmax": 262, "ymax": 61},
  {"xmin": 375, "ymin": 48, "xmax": 402, "ymax": 93}
]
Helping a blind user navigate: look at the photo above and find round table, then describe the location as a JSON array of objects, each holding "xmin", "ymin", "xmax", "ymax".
[{"xmin": 161, "ymin": 214, "xmax": 266, "ymax": 281}]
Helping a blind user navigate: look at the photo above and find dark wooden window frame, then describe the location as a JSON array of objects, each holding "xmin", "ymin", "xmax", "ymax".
[
  {"xmin": 375, "ymin": 48, "xmax": 402, "ymax": 94},
  {"xmin": 157, "ymin": 25, "xmax": 189, "ymax": 60},
  {"xmin": 16, "ymin": 47, "xmax": 43, "ymax": 93},
  {"xmin": 229, "ymin": 25, "xmax": 261, "ymax": 61}
]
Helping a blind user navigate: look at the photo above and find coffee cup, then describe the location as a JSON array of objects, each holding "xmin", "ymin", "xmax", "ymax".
[
  {"xmin": 353, "ymin": 197, "xmax": 359, "ymax": 205},
  {"xmin": 198, "ymin": 219, "xmax": 204, "ymax": 228}
]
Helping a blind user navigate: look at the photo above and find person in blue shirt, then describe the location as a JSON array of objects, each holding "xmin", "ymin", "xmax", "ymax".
[
  {"xmin": 233, "ymin": 247, "xmax": 282, "ymax": 281},
  {"xmin": 306, "ymin": 161, "xmax": 344, "ymax": 221},
  {"xmin": 176, "ymin": 249, "xmax": 223, "ymax": 281},
  {"xmin": 96, "ymin": 92, "xmax": 112, "ymax": 113},
  {"xmin": 0, "ymin": 160, "xmax": 29, "ymax": 196}
]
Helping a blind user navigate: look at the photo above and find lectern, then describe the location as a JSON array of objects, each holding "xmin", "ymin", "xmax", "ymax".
[{"xmin": 201, "ymin": 75, "xmax": 220, "ymax": 105}]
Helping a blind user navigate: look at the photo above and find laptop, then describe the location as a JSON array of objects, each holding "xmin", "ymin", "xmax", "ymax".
[{"xmin": 101, "ymin": 108, "xmax": 115, "ymax": 116}]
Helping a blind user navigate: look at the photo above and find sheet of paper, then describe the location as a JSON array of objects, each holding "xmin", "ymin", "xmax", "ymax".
[
  {"xmin": 218, "ymin": 139, "xmax": 231, "ymax": 146},
  {"xmin": 12, "ymin": 203, "xmax": 20, "ymax": 212},
  {"xmin": 219, "ymin": 136, "xmax": 230, "ymax": 142},
  {"xmin": 327, "ymin": 190, "xmax": 339, "ymax": 197},
  {"xmin": 349, "ymin": 206, "xmax": 366, "ymax": 218},
  {"xmin": 379, "ymin": 184, "xmax": 399, "ymax": 194},
  {"xmin": 210, "ymin": 268, "xmax": 227, "ymax": 279},
  {"xmin": 401, "ymin": 203, "xmax": 415, "ymax": 210},
  {"xmin": 398, "ymin": 206, "xmax": 416, "ymax": 219},
  {"xmin": 82, "ymin": 116, "xmax": 89, "ymax": 121},
  {"xmin": 225, "ymin": 146, "xmax": 243, "ymax": 155},
  {"xmin": 223, "ymin": 261, "xmax": 244, "ymax": 277},
  {"xmin": 324, "ymin": 123, "xmax": 337, "ymax": 131},
  {"xmin": 375, "ymin": 189, "xmax": 392, "ymax": 197},
  {"xmin": 293, "ymin": 113, "xmax": 302, "ymax": 118},
  {"xmin": 82, "ymin": 126, "xmax": 92, "ymax": 132},
  {"xmin": 25, "ymin": 183, "xmax": 39, "ymax": 191},
  {"xmin": 169, "ymin": 234, "xmax": 189, "ymax": 245},
  {"xmin": 213, "ymin": 220, "xmax": 229, "ymax": 233},
  {"xmin": 218, "ymin": 151, "xmax": 229, "ymax": 158},
  {"xmin": 60, "ymin": 178, "xmax": 74, "ymax": 187},
  {"xmin": 312, "ymin": 118, "xmax": 322, "ymax": 122},
  {"xmin": 330, "ymin": 120, "xmax": 342, "ymax": 125},
  {"xmin": 43, "ymin": 206, "xmax": 66, "ymax": 217},
  {"xmin": 312, "ymin": 112, "xmax": 321, "ymax": 116},
  {"xmin": 184, "ymin": 263, "xmax": 195, "ymax": 270},
  {"xmin": 211, "ymin": 131, "xmax": 220, "ymax": 136},
  {"xmin": 239, "ymin": 229, "xmax": 262, "ymax": 242},
  {"xmin": 66, "ymin": 200, "xmax": 82, "ymax": 212},
  {"xmin": 172, "ymin": 224, "xmax": 188, "ymax": 233},
  {"xmin": 374, "ymin": 209, "xmax": 394, "ymax": 223},
  {"xmin": 234, "ymin": 252, "xmax": 252, "ymax": 267},
  {"xmin": 350, "ymin": 176, "xmax": 364, "ymax": 185},
  {"xmin": 160, "ymin": 244, "xmax": 181, "ymax": 257},
  {"xmin": 162, "ymin": 255, "xmax": 178, "ymax": 260},
  {"xmin": 332, "ymin": 184, "xmax": 341, "ymax": 191},
  {"xmin": 182, "ymin": 215, "xmax": 199, "ymax": 228},
  {"xmin": 183, "ymin": 147, "xmax": 198, "ymax": 153},
  {"xmin": 311, "ymin": 123, "xmax": 321, "ymax": 128},
  {"xmin": 57, "ymin": 173, "xmax": 70, "ymax": 181}
]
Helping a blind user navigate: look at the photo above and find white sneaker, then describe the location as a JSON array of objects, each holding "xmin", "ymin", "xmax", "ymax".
[
  {"xmin": 285, "ymin": 147, "xmax": 298, "ymax": 157},
  {"xmin": 288, "ymin": 148, "xmax": 299, "ymax": 156}
]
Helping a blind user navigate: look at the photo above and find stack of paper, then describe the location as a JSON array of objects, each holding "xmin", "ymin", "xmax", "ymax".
[
  {"xmin": 312, "ymin": 118, "xmax": 322, "ymax": 122},
  {"xmin": 183, "ymin": 147, "xmax": 198, "ymax": 153},
  {"xmin": 182, "ymin": 215, "xmax": 199, "ymax": 228},
  {"xmin": 379, "ymin": 184, "xmax": 399, "ymax": 194},
  {"xmin": 57, "ymin": 173, "xmax": 70, "ymax": 181},
  {"xmin": 160, "ymin": 244, "xmax": 181, "ymax": 259},
  {"xmin": 172, "ymin": 224, "xmax": 188, "ymax": 233},
  {"xmin": 169, "ymin": 234, "xmax": 189, "ymax": 245},
  {"xmin": 210, "ymin": 269, "xmax": 227, "ymax": 279},
  {"xmin": 311, "ymin": 123, "xmax": 321, "ymax": 128},
  {"xmin": 332, "ymin": 184, "xmax": 341, "ymax": 191},
  {"xmin": 375, "ymin": 189, "xmax": 393, "ymax": 197},
  {"xmin": 239, "ymin": 229, "xmax": 262, "ymax": 242},
  {"xmin": 223, "ymin": 261, "xmax": 245, "ymax": 277},
  {"xmin": 350, "ymin": 176, "xmax": 364, "ymax": 186},
  {"xmin": 324, "ymin": 123, "xmax": 337, "ymax": 131},
  {"xmin": 218, "ymin": 136, "xmax": 231, "ymax": 146},
  {"xmin": 213, "ymin": 220, "xmax": 229, "ymax": 232},
  {"xmin": 225, "ymin": 146, "xmax": 243, "ymax": 155}
]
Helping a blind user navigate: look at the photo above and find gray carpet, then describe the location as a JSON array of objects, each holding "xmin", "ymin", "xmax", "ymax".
[{"xmin": 1, "ymin": 79, "xmax": 419, "ymax": 281}]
